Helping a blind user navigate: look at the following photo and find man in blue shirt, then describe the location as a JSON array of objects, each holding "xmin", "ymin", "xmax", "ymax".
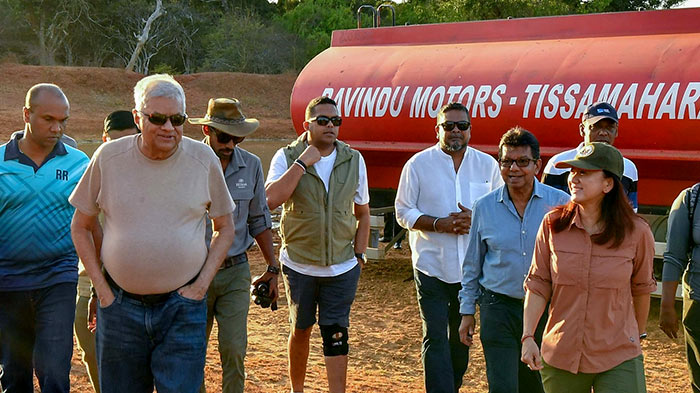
[
  {"xmin": 0, "ymin": 83, "xmax": 89, "ymax": 392},
  {"xmin": 458, "ymin": 127, "xmax": 569, "ymax": 393}
]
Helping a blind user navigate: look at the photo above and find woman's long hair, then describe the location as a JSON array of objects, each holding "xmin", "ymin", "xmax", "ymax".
[{"xmin": 551, "ymin": 170, "xmax": 636, "ymax": 248}]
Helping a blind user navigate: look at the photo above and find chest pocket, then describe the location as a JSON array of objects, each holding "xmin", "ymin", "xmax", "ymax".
[{"xmin": 230, "ymin": 187, "xmax": 254, "ymax": 221}]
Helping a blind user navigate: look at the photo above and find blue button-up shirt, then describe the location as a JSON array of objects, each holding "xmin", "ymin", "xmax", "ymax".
[{"xmin": 459, "ymin": 180, "xmax": 569, "ymax": 314}]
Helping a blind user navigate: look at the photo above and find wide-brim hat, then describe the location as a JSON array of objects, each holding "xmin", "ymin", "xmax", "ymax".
[
  {"xmin": 555, "ymin": 142, "xmax": 624, "ymax": 181},
  {"xmin": 188, "ymin": 98, "xmax": 259, "ymax": 137}
]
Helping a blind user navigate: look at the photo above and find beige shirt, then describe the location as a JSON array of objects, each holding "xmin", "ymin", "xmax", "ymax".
[
  {"xmin": 69, "ymin": 135, "xmax": 234, "ymax": 294},
  {"xmin": 524, "ymin": 208, "xmax": 656, "ymax": 374}
]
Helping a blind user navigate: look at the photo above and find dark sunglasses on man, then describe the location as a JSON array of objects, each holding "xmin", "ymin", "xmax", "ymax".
[
  {"xmin": 208, "ymin": 126, "xmax": 245, "ymax": 144},
  {"xmin": 439, "ymin": 121, "xmax": 471, "ymax": 132},
  {"xmin": 308, "ymin": 116, "xmax": 342, "ymax": 127},
  {"xmin": 137, "ymin": 110, "xmax": 188, "ymax": 126},
  {"xmin": 498, "ymin": 157, "xmax": 537, "ymax": 168}
]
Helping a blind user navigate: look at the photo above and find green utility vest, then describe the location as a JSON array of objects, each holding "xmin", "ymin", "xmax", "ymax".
[{"xmin": 281, "ymin": 133, "xmax": 360, "ymax": 266}]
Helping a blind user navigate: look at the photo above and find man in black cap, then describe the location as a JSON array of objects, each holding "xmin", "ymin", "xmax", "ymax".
[
  {"xmin": 102, "ymin": 110, "xmax": 139, "ymax": 142},
  {"xmin": 542, "ymin": 101, "xmax": 639, "ymax": 210},
  {"xmin": 189, "ymin": 98, "xmax": 279, "ymax": 393}
]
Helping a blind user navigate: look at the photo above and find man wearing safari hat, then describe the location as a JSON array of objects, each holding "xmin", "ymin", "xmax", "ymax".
[
  {"xmin": 189, "ymin": 98, "xmax": 279, "ymax": 393},
  {"xmin": 542, "ymin": 101, "xmax": 639, "ymax": 211}
]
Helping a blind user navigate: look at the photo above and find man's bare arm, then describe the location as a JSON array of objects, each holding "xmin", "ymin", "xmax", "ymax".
[
  {"xmin": 178, "ymin": 213, "xmax": 235, "ymax": 300},
  {"xmin": 71, "ymin": 210, "xmax": 113, "ymax": 306},
  {"xmin": 266, "ymin": 146, "xmax": 321, "ymax": 210},
  {"xmin": 354, "ymin": 203, "xmax": 370, "ymax": 266}
]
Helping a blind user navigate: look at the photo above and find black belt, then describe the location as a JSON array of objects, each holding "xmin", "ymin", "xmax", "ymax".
[
  {"xmin": 481, "ymin": 287, "xmax": 524, "ymax": 304},
  {"xmin": 104, "ymin": 268, "xmax": 197, "ymax": 305},
  {"xmin": 221, "ymin": 253, "xmax": 248, "ymax": 269}
]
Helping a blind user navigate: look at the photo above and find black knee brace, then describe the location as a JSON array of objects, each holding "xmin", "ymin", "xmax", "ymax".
[{"xmin": 320, "ymin": 324, "xmax": 349, "ymax": 357}]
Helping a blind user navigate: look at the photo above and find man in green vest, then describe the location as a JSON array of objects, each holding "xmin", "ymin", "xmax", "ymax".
[{"xmin": 266, "ymin": 96, "xmax": 370, "ymax": 393}]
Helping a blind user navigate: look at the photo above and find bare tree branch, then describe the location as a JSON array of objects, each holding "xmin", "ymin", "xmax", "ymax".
[{"xmin": 125, "ymin": 0, "xmax": 164, "ymax": 72}]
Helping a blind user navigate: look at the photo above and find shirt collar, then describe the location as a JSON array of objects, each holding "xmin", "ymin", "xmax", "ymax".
[
  {"xmin": 497, "ymin": 179, "xmax": 544, "ymax": 204},
  {"xmin": 225, "ymin": 146, "xmax": 246, "ymax": 177},
  {"xmin": 4, "ymin": 131, "xmax": 68, "ymax": 165}
]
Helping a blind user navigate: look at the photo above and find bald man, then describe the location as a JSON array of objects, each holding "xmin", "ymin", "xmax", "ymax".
[{"xmin": 0, "ymin": 83, "xmax": 90, "ymax": 392}]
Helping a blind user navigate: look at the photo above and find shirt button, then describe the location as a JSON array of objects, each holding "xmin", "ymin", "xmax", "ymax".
[
  {"xmin": 522, "ymin": 230, "xmax": 526, "ymax": 234},
  {"xmin": 522, "ymin": 252, "xmax": 527, "ymax": 256}
]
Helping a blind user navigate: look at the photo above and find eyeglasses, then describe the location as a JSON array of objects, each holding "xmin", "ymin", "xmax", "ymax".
[
  {"xmin": 439, "ymin": 121, "xmax": 470, "ymax": 132},
  {"xmin": 211, "ymin": 128, "xmax": 245, "ymax": 144},
  {"xmin": 308, "ymin": 116, "xmax": 342, "ymax": 127},
  {"xmin": 498, "ymin": 158, "xmax": 537, "ymax": 168},
  {"xmin": 138, "ymin": 111, "xmax": 187, "ymax": 126}
]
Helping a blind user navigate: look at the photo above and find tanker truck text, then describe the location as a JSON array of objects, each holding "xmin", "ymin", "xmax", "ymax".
[{"xmin": 321, "ymin": 82, "xmax": 700, "ymax": 121}]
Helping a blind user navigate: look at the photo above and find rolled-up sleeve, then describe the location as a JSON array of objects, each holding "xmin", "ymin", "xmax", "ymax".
[
  {"xmin": 247, "ymin": 160, "xmax": 272, "ymax": 238},
  {"xmin": 524, "ymin": 216, "xmax": 553, "ymax": 301},
  {"xmin": 663, "ymin": 189, "xmax": 692, "ymax": 282},
  {"xmin": 395, "ymin": 158, "xmax": 423, "ymax": 230},
  {"xmin": 459, "ymin": 202, "xmax": 486, "ymax": 315},
  {"xmin": 632, "ymin": 224, "xmax": 657, "ymax": 295}
]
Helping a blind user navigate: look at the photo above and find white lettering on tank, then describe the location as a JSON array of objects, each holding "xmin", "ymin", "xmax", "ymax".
[
  {"xmin": 360, "ymin": 87, "xmax": 381, "ymax": 117},
  {"xmin": 446, "ymin": 86, "xmax": 462, "ymax": 104},
  {"xmin": 560, "ymin": 84, "xmax": 580, "ymax": 119},
  {"xmin": 637, "ymin": 82, "xmax": 665, "ymax": 119},
  {"xmin": 544, "ymin": 84, "xmax": 564, "ymax": 119},
  {"xmin": 575, "ymin": 84, "xmax": 596, "ymax": 119},
  {"xmin": 522, "ymin": 84, "xmax": 542, "ymax": 119},
  {"xmin": 489, "ymin": 84, "xmax": 506, "ymax": 118},
  {"xmin": 410, "ymin": 86, "xmax": 433, "ymax": 118},
  {"xmin": 472, "ymin": 85, "xmax": 492, "ymax": 118},
  {"xmin": 534, "ymin": 84, "xmax": 550, "ymax": 119},
  {"xmin": 617, "ymin": 83, "xmax": 638, "ymax": 120},
  {"xmin": 428, "ymin": 86, "xmax": 446, "ymax": 118},
  {"xmin": 458, "ymin": 85, "xmax": 475, "ymax": 109},
  {"xmin": 352, "ymin": 88, "xmax": 367, "ymax": 117},
  {"xmin": 597, "ymin": 83, "xmax": 624, "ymax": 108},
  {"xmin": 374, "ymin": 87, "xmax": 393, "ymax": 117},
  {"xmin": 679, "ymin": 82, "xmax": 700, "ymax": 120},
  {"xmin": 390, "ymin": 86, "xmax": 409, "ymax": 117},
  {"xmin": 656, "ymin": 83, "xmax": 679, "ymax": 119}
]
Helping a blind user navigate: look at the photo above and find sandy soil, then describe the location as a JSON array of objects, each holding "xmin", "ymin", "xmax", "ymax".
[
  {"xmin": 2, "ymin": 62, "xmax": 688, "ymax": 392},
  {"xmin": 61, "ymin": 246, "xmax": 688, "ymax": 393},
  {"xmin": 0, "ymin": 63, "xmax": 296, "ymax": 142}
]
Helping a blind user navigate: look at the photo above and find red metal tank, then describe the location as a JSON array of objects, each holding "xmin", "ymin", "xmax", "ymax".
[{"xmin": 290, "ymin": 8, "xmax": 700, "ymax": 209}]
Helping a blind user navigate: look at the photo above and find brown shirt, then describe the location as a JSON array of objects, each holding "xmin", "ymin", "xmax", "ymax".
[
  {"xmin": 69, "ymin": 135, "xmax": 234, "ymax": 294},
  {"xmin": 524, "ymin": 208, "xmax": 656, "ymax": 374}
]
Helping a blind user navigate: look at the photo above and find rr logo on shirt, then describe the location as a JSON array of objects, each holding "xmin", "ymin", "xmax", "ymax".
[{"xmin": 56, "ymin": 170, "xmax": 68, "ymax": 181}]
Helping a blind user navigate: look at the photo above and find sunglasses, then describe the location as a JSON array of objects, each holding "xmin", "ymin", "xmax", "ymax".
[
  {"xmin": 211, "ymin": 128, "xmax": 245, "ymax": 144},
  {"xmin": 308, "ymin": 116, "xmax": 342, "ymax": 127},
  {"xmin": 440, "ymin": 121, "xmax": 471, "ymax": 132},
  {"xmin": 138, "ymin": 111, "xmax": 187, "ymax": 126},
  {"xmin": 498, "ymin": 158, "xmax": 537, "ymax": 168}
]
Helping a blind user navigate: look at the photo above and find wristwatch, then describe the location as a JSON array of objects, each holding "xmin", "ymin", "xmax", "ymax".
[
  {"xmin": 355, "ymin": 252, "xmax": 366, "ymax": 262},
  {"xmin": 266, "ymin": 265, "xmax": 280, "ymax": 275}
]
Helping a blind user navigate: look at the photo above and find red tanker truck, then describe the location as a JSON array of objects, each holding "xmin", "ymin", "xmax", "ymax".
[{"xmin": 290, "ymin": 6, "xmax": 700, "ymax": 216}]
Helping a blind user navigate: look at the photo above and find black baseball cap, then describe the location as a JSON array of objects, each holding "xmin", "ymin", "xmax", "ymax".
[
  {"xmin": 582, "ymin": 102, "xmax": 618, "ymax": 124},
  {"xmin": 104, "ymin": 110, "xmax": 138, "ymax": 133},
  {"xmin": 555, "ymin": 142, "xmax": 624, "ymax": 181}
]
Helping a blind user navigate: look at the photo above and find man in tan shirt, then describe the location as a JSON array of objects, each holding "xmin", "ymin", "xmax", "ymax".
[{"xmin": 70, "ymin": 74, "xmax": 235, "ymax": 393}]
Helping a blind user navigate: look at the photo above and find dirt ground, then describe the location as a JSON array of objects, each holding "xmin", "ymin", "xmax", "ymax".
[
  {"xmin": 62, "ymin": 245, "xmax": 690, "ymax": 393},
  {"xmin": 0, "ymin": 62, "xmax": 296, "ymax": 142},
  {"xmin": 1, "ymin": 62, "xmax": 689, "ymax": 392}
]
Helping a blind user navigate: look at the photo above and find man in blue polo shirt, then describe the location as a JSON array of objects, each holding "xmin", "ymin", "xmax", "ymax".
[{"xmin": 0, "ymin": 83, "xmax": 89, "ymax": 393}]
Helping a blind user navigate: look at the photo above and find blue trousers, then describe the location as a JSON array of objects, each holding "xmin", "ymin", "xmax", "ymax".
[
  {"xmin": 414, "ymin": 270, "xmax": 469, "ymax": 393},
  {"xmin": 0, "ymin": 282, "xmax": 77, "ymax": 393},
  {"xmin": 479, "ymin": 289, "xmax": 546, "ymax": 393},
  {"xmin": 96, "ymin": 287, "xmax": 208, "ymax": 393}
]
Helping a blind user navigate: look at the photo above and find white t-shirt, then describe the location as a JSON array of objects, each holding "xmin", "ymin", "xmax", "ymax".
[{"xmin": 266, "ymin": 146, "xmax": 370, "ymax": 277}]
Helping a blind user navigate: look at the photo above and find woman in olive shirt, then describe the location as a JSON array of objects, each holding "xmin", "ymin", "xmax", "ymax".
[{"xmin": 521, "ymin": 142, "xmax": 656, "ymax": 393}]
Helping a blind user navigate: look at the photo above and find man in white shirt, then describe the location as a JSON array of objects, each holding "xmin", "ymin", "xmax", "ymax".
[
  {"xmin": 395, "ymin": 102, "xmax": 503, "ymax": 393},
  {"xmin": 265, "ymin": 96, "xmax": 370, "ymax": 393}
]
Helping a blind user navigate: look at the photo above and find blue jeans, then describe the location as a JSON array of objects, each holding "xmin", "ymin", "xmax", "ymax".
[
  {"xmin": 96, "ymin": 287, "xmax": 208, "ymax": 393},
  {"xmin": 414, "ymin": 270, "xmax": 469, "ymax": 393},
  {"xmin": 0, "ymin": 282, "xmax": 77, "ymax": 393},
  {"xmin": 478, "ymin": 289, "xmax": 546, "ymax": 393}
]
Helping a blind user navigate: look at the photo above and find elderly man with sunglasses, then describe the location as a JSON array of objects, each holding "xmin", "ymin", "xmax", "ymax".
[
  {"xmin": 458, "ymin": 127, "xmax": 569, "ymax": 393},
  {"xmin": 188, "ymin": 98, "xmax": 279, "ymax": 393},
  {"xmin": 395, "ymin": 102, "xmax": 503, "ymax": 393},
  {"xmin": 266, "ymin": 96, "xmax": 370, "ymax": 393},
  {"xmin": 70, "ymin": 74, "xmax": 235, "ymax": 393}
]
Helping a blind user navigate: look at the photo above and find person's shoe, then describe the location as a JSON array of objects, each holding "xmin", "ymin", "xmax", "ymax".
[
  {"xmin": 378, "ymin": 236, "xmax": 389, "ymax": 242},
  {"xmin": 393, "ymin": 242, "xmax": 402, "ymax": 250}
]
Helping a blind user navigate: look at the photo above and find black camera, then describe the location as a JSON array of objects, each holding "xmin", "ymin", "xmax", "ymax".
[{"xmin": 251, "ymin": 281, "xmax": 276, "ymax": 310}]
